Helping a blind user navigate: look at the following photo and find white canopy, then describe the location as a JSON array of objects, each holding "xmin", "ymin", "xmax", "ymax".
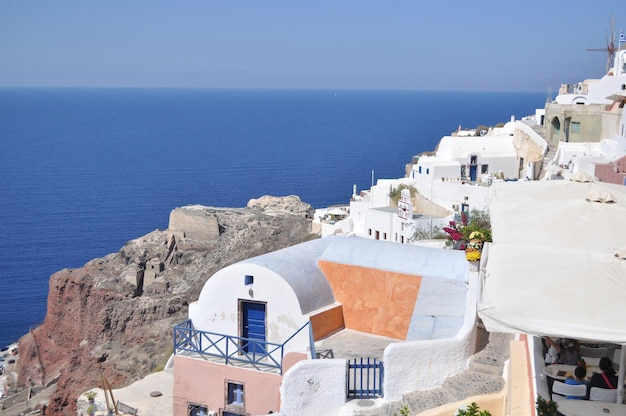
[{"xmin": 478, "ymin": 180, "xmax": 626, "ymax": 344}]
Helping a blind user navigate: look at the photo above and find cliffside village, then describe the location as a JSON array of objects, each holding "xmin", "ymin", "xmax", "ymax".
[{"xmin": 4, "ymin": 40, "xmax": 626, "ymax": 416}]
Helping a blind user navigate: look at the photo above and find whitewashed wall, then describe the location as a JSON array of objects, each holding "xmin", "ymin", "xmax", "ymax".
[
  {"xmin": 365, "ymin": 208, "xmax": 394, "ymax": 241},
  {"xmin": 188, "ymin": 262, "xmax": 311, "ymax": 358},
  {"xmin": 279, "ymin": 359, "xmax": 347, "ymax": 416},
  {"xmin": 382, "ymin": 271, "xmax": 479, "ymax": 400}
]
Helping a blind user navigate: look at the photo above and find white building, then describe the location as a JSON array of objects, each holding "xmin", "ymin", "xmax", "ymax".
[{"xmin": 173, "ymin": 236, "xmax": 479, "ymax": 416}]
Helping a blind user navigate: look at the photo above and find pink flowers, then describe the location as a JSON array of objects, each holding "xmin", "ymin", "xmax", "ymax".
[{"xmin": 443, "ymin": 227, "xmax": 463, "ymax": 241}]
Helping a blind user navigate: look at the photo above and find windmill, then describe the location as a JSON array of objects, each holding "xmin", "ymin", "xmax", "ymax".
[{"xmin": 587, "ymin": 13, "xmax": 617, "ymax": 73}]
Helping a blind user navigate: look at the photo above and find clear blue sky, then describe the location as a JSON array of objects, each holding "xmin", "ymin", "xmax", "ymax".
[{"xmin": 1, "ymin": 1, "xmax": 624, "ymax": 91}]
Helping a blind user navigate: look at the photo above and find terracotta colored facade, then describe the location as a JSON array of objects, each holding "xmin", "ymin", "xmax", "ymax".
[
  {"xmin": 309, "ymin": 304, "xmax": 345, "ymax": 340},
  {"xmin": 318, "ymin": 260, "xmax": 422, "ymax": 339}
]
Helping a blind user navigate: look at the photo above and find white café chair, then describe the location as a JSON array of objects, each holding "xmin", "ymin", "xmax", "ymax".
[
  {"xmin": 589, "ymin": 387, "xmax": 617, "ymax": 402},
  {"xmin": 579, "ymin": 345, "xmax": 608, "ymax": 358},
  {"xmin": 581, "ymin": 356, "xmax": 601, "ymax": 366},
  {"xmin": 551, "ymin": 380, "xmax": 587, "ymax": 402}
]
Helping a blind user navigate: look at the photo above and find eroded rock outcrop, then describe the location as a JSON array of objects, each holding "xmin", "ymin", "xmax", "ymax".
[{"xmin": 16, "ymin": 196, "xmax": 315, "ymax": 415}]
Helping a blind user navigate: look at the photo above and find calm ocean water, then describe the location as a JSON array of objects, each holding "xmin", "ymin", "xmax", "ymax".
[{"xmin": 0, "ymin": 88, "xmax": 544, "ymax": 347}]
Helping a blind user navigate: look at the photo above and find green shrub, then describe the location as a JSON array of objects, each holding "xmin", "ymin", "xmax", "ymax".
[
  {"xmin": 456, "ymin": 402, "xmax": 492, "ymax": 416},
  {"xmin": 536, "ymin": 395, "xmax": 558, "ymax": 416},
  {"xmin": 389, "ymin": 184, "xmax": 418, "ymax": 205}
]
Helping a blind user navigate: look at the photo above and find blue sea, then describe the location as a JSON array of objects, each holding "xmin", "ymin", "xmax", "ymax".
[{"xmin": 0, "ymin": 88, "xmax": 545, "ymax": 347}]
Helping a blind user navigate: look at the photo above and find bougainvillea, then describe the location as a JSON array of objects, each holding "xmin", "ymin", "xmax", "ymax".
[{"xmin": 443, "ymin": 209, "xmax": 492, "ymax": 259}]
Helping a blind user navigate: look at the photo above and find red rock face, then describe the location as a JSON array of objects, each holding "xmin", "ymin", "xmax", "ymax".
[
  {"xmin": 18, "ymin": 257, "xmax": 181, "ymax": 415},
  {"xmin": 15, "ymin": 201, "xmax": 314, "ymax": 415}
]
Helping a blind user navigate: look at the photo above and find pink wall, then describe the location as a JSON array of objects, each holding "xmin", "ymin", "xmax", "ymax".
[
  {"xmin": 173, "ymin": 356, "xmax": 283, "ymax": 416},
  {"xmin": 595, "ymin": 156, "xmax": 626, "ymax": 185}
]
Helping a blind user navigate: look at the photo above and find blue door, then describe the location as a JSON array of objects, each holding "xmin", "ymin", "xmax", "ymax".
[
  {"xmin": 469, "ymin": 165, "xmax": 477, "ymax": 181},
  {"xmin": 241, "ymin": 301, "xmax": 266, "ymax": 354}
]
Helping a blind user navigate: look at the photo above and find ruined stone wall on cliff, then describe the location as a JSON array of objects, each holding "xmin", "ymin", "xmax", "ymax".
[{"xmin": 16, "ymin": 196, "xmax": 315, "ymax": 415}]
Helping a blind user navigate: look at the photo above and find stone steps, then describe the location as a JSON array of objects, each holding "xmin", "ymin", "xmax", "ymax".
[
  {"xmin": 352, "ymin": 331, "xmax": 513, "ymax": 415},
  {"xmin": 538, "ymin": 144, "xmax": 558, "ymax": 180}
]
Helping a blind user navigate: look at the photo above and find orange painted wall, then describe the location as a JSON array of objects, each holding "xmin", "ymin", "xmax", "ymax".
[
  {"xmin": 309, "ymin": 304, "xmax": 345, "ymax": 340},
  {"xmin": 173, "ymin": 356, "xmax": 283, "ymax": 416},
  {"xmin": 318, "ymin": 260, "xmax": 421, "ymax": 340}
]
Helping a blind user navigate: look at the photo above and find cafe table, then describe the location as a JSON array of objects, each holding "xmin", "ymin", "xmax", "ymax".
[
  {"xmin": 557, "ymin": 400, "xmax": 626, "ymax": 416},
  {"xmin": 544, "ymin": 364, "xmax": 601, "ymax": 381}
]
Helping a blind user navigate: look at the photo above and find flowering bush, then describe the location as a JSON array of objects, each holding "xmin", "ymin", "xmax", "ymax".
[
  {"xmin": 465, "ymin": 249, "xmax": 481, "ymax": 262},
  {"xmin": 443, "ymin": 209, "xmax": 491, "ymax": 260}
]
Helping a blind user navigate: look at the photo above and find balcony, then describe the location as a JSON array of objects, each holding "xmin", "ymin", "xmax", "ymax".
[{"xmin": 173, "ymin": 319, "xmax": 314, "ymax": 374}]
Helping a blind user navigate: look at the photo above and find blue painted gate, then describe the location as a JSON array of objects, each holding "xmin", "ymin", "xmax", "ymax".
[
  {"xmin": 347, "ymin": 358, "xmax": 384, "ymax": 399},
  {"xmin": 241, "ymin": 301, "xmax": 266, "ymax": 354}
]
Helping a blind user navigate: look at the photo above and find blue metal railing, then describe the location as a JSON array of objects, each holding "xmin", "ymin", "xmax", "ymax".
[{"xmin": 173, "ymin": 319, "xmax": 313, "ymax": 374}]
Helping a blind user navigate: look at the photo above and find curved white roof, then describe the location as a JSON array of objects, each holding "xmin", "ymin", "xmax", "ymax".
[
  {"xmin": 241, "ymin": 236, "xmax": 469, "ymax": 316},
  {"xmin": 437, "ymin": 135, "xmax": 516, "ymax": 159},
  {"xmin": 318, "ymin": 235, "xmax": 468, "ymax": 282},
  {"xmin": 241, "ymin": 237, "xmax": 336, "ymax": 315}
]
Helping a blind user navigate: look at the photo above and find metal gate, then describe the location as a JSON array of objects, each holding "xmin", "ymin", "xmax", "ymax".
[{"xmin": 347, "ymin": 358, "xmax": 384, "ymax": 399}]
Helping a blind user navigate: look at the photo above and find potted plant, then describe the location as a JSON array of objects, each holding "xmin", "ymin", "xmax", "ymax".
[
  {"xmin": 86, "ymin": 404, "xmax": 96, "ymax": 416},
  {"xmin": 456, "ymin": 402, "xmax": 492, "ymax": 415},
  {"xmin": 536, "ymin": 395, "xmax": 558, "ymax": 416},
  {"xmin": 84, "ymin": 390, "xmax": 97, "ymax": 404}
]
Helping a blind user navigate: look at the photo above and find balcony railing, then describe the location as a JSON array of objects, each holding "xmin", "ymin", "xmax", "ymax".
[{"xmin": 173, "ymin": 319, "xmax": 315, "ymax": 374}]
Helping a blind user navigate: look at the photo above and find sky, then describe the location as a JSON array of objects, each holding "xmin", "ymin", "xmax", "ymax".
[{"xmin": 1, "ymin": 1, "xmax": 625, "ymax": 92}]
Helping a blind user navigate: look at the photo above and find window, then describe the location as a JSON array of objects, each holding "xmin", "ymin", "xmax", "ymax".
[
  {"xmin": 418, "ymin": 166, "xmax": 422, "ymax": 174},
  {"xmin": 224, "ymin": 381, "xmax": 246, "ymax": 414},
  {"xmin": 481, "ymin": 164, "xmax": 488, "ymax": 174},
  {"xmin": 227, "ymin": 382, "xmax": 244, "ymax": 406},
  {"xmin": 571, "ymin": 121, "xmax": 581, "ymax": 134},
  {"xmin": 383, "ymin": 232, "xmax": 387, "ymax": 240},
  {"xmin": 470, "ymin": 155, "xmax": 477, "ymax": 165},
  {"xmin": 461, "ymin": 166, "xmax": 466, "ymax": 178},
  {"xmin": 368, "ymin": 228, "xmax": 372, "ymax": 236},
  {"xmin": 426, "ymin": 168, "xmax": 430, "ymax": 175},
  {"xmin": 187, "ymin": 403, "xmax": 208, "ymax": 416}
]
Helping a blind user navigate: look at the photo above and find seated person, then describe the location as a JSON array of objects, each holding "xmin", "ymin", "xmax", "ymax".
[
  {"xmin": 586, "ymin": 357, "xmax": 618, "ymax": 400},
  {"xmin": 562, "ymin": 339, "xmax": 580, "ymax": 365},
  {"xmin": 565, "ymin": 365, "xmax": 587, "ymax": 399}
]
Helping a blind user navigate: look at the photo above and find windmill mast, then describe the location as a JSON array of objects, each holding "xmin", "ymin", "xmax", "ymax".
[{"xmin": 587, "ymin": 13, "xmax": 616, "ymax": 74}]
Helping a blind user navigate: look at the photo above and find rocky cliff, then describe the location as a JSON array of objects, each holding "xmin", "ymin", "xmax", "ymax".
[{"xmin": 16, "ymin": 196, "xmax": 315, "ymax": 415}]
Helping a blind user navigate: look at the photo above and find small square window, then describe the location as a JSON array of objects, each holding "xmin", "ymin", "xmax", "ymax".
[
  {"xmin": 244, "ymin": 275, "xmax": 253, "ymax": 285},
  {"xmin": 571, "ymin": 122, "xmax": 581, "ymax": 134},
  {"xmin": 226, "ymin": 381, "xmax": 245, "ymax": 407},
  {"xmin": 187, "ymin": 403, "xmax": 208, "ymax": 416},
  {"xmin": 481, "ymin": 164, "xmax": 488, "ymax": 174}
]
